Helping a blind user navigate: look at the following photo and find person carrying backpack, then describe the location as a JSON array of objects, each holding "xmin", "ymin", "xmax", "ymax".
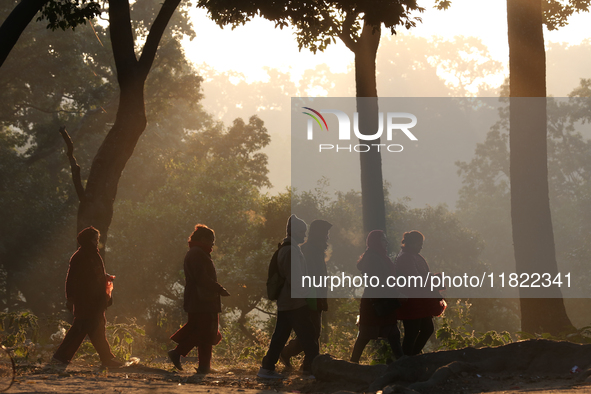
[
  {"xmin": 280, "ymin": 219, "xmax": 332, "ymax": 369},
  {"xmin": 257, "ymin": 215, "xmax": 319, "ymax": 379}
]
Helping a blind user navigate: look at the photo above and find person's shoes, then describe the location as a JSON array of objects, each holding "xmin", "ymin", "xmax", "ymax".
[
  {"xmin": 51, "ymin": 356, "xmax": 69, "ymax": 365},
  {"xmin": 101, "ymin": 358, "xmax": 124, "ymax": 368},
  {"xmin": 168, "ymin": 349, "xmax": 183, "ymax": 371},
  {"xmin": 257, "ymin": 367, "xmax": 284, "ymax": 379},
  {"xmin": 279, "ymin": 352, "xmax": 293, "ymax": 370}
]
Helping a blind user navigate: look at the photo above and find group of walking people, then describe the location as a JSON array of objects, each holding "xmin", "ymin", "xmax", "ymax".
[{"xmin": 52, "ymin": 215, "xmax": 444, "ymax": 376}]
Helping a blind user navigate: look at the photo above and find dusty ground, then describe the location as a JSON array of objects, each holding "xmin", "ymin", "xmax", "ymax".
[{"xmin": 6, "ymin": 355, "xmax": 591, "ymax": 393}]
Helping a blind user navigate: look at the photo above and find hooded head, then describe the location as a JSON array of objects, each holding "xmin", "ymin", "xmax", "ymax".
[
  {"xmin": 77, "ymin": 227, "xmax": 100, "ymax": 249},
  {"xmin": 287, "ymin": 214, "xmax": 307, "ymax": 244},
  {"xmin": 306, "ymin": 219, "xmax": 332, "ymax": 249},
  {"xmin": 357, "ymin": 229, "xmax": 392, "ymax": 273},
  {"xmin": 366, "ymin": 230, "xmax": 387, "ymax": 255}
]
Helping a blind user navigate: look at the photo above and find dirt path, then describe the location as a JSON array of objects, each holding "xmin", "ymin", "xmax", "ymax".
[{"xmin": 7, "ymin": 350, "xmax": 591, "ymax": 394}]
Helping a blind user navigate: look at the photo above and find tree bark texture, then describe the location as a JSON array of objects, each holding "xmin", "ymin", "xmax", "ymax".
[
  {"xmin": 0, "ymin": 0, "xmax": 49, "ymax": 68},
  {"xmin": 354, "ymin": 22, "xmax": 386, "ymax": 235},
  {"xmin": 76, "ymin": 0, "xmax": 181, "ymax": 252},
  {"xmin": 507, "ymin": 0, "xmax": 573, "ymax": 334}
]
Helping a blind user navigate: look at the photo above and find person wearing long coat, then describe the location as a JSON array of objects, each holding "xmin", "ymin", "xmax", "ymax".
[
  {"xmin": 52, "ymin": 227, "xmax": 122, "ymax": 368},
  {"xmin": 168, "ymin": 224, "xmax": 229, "ymax": 373},
  {"xmin": 350, "ymin": 230, "xmax": 404, "ymax": 363},
  {"xmin": 395, "ymin": 230, "xmax": 444, "ymax": 356}
]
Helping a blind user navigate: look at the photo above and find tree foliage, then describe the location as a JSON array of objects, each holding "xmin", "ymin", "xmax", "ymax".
[
  {"xmin": 543, "ymin": 0, "xmax": 591, "ymax": 30},
  {"xmin": 38, "ymin": 0, "xmax": 101, "ymax": 31},
  {"xmin": 0, "ymin": 0, "xmax": 202, "ymax": 314}
]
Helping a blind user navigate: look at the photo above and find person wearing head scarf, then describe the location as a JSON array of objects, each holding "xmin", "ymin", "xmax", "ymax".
[
  {"xmin": 257, "ymin": 214, "xmax": 319, "ymax": 379},
  {"xmin": 280, "ymin": 219, "xmax": 332, "ymax": 369},
  {"xmin": 52, "ymin": 227, "xmax": 122, "ymax": 368},
  {"xmin": 395, "ymin": 230, "xmax": 443, "ymax": 356},
  {"xmin": 168, "ymin": 224, "xmax": 230, "ymax": 373},
  {"xmin": 350, "ymin": 230, "xmax": 404, "ymax": 363}
]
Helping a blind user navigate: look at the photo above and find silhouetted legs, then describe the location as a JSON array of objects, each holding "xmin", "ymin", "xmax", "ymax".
[
  {"xmin": 402, "ymin": 317, "xmax": 434, "ymax": 356},
  {"xmin": 350, "ymin": 324, "xmax": 403, "ymax": 363},
  {"xmin": 350, "ymin": 330, "xmax": 371, "ymax": 363},
  {"xmin": 53, "ymin": 312, "xmax": 115, "ymax": 364},
  {"xmin": 281, "ymin": 310, "xmax": 322, "ymax": 362},
  {"xmin": 262, "ymin": 306, "xmax": 319, "ymax": 372},
  {"xmin": 170, "ymin": 312, "xmax": 218, "ymax": 371}
]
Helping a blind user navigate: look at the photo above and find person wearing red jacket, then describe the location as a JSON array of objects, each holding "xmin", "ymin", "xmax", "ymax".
[
  {"xmin": 168, "ymin": 224, "xmax": 230, "ymax": 373},
  {"xmin": 52, "ymin": 227, "xmax": 122, "ymax": 368}
]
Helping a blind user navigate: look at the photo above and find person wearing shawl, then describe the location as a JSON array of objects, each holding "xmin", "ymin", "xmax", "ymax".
[
  {"xmin": 280, "ymin": 219, "xmax": 332, "ymax": 369},
  {"xmin": 350, "ymin": 230, "xmax": 404, "ymax": 363},
  {"xmin": 394, "ymin": 230, "xmax": 440, "ymax": 356},
  {"xmin": 52, "ymin": 227, "xmax": 122, "ymax": 368},
  {"xmin": 168, "ymin": 224, "xmax": 230, "ymax": 373}
]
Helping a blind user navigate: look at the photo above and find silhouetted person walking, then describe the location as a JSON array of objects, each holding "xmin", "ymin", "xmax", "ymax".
[
  {"xmin": 395, "ymin": 231, "xmax": 442, "ymax": 356},
  {"xmin": 351, "ymin": 230, "xmax": 403, "ymax": 363},
  {"xmin": 280, "ymin": 219, "xmax": 332, "ymax": 369},
  {"xmin": 168, "ymin": 224, "xmax": 230, "ymax": 373},
  {"xmin": 52, "ymin": 227, "xmax": 122, "ymax": 368},
  {"xmin": 257, "ymin": 214, "xmax": 319, "ymax": 379}
]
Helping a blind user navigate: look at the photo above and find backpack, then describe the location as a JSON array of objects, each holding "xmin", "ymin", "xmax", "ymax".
[{"xmin": 266, "ymin": 240, "xmax": 290, "ymax": 301}]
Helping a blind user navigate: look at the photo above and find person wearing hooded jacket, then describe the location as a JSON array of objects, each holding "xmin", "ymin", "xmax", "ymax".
[
  {"xmin": 280, "ymin": 219, "xmax": 332, "ymax": 369},
  {"xmin": 52, "ymin": 227, "xmax": 122, "ymax": 368},
  {"xmin": 257, "ymin": 214, "xmax": 319, "ymax": 379},
  {"xmin": 350, "ymin": 230, "xmax": 404, "ymax": 363}
]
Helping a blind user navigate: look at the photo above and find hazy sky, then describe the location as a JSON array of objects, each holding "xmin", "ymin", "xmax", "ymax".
[
  {"xmin": 180, "ymin": 1, "xmax": 591, "ymax": 204},
  {"xmin": 184, "ymin": 0, "xmax": 591, "ymax": 84}
]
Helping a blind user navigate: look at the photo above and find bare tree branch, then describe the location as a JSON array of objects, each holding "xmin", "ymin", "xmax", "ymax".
[
  {"xmin": 138, "ymin": 0, "xmax": 183, "ymax": 77},
  {"xmin": 58, "ymin": 126, "xmax": 86, "ymax": 203}
]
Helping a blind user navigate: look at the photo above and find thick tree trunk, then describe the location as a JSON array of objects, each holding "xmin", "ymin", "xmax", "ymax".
[
  {"xmin": 507, "ymin": 0, "xmax": 573, "ymax": 334},
  {"xmin": 0, "ymin": 0, "xmax": 48, "ymax": 68},
  {"xmin": 74, "ymin": 0, "xmax": 181, "ymax": 253},
  {"xmin": 77, "ymin": 80, "xmax": 147, "ymax": 245},
  {"xmin": 354, "ymin": 22, "xmax": 386, "ymax": 235}
]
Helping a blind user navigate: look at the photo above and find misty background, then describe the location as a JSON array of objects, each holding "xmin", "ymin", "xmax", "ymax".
[{"xmin": 1, "ymin": 0, "xmax": 591, "ymax": 349}]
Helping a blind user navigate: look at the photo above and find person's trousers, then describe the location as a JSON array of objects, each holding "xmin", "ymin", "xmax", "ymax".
[
  {"xmin": 262, "ymin": 306, "xmax": 319, "ymax": 372},
  {"xmin": 281, "ymin": 310, "xmax": 322, "ymax": 360},
  {"xmin": 350, "ymin": 325, "xmax": 403, "ymax": 363},
  {"xmin": 402, "ymin": 317, "xmax": 434, "ymax": 356},
  {"xmin": 53, "ymin": 312, "xmax": 115, "ymax": 363},
  {"xmin": 171, "ymin": 312, "xmax": 217, "ymax": 370}
]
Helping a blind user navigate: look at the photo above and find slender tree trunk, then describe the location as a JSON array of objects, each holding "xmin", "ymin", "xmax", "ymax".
[
  {"xmin": 0, "ymin": 0, "xmax": 48, "ymax": 68},
  {"xmin": 354, "ymin": 22, "xmax": 386, "ymax": 235},
  {"xmin": 507, "ymin": 0, "xmax": 573, "ymax": 334}
]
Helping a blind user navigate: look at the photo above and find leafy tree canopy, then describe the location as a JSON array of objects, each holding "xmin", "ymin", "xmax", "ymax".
[
  {"xmin": 543, "ymin": 0, "xmax": 591, "ymax": 30},
  {"xmin": 38, "ymin": 0, "xmax": 101, "ymax": 31},
  {"xmin": 198, "ymin": 0, "xmax": 451, "ymax": 53}
]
